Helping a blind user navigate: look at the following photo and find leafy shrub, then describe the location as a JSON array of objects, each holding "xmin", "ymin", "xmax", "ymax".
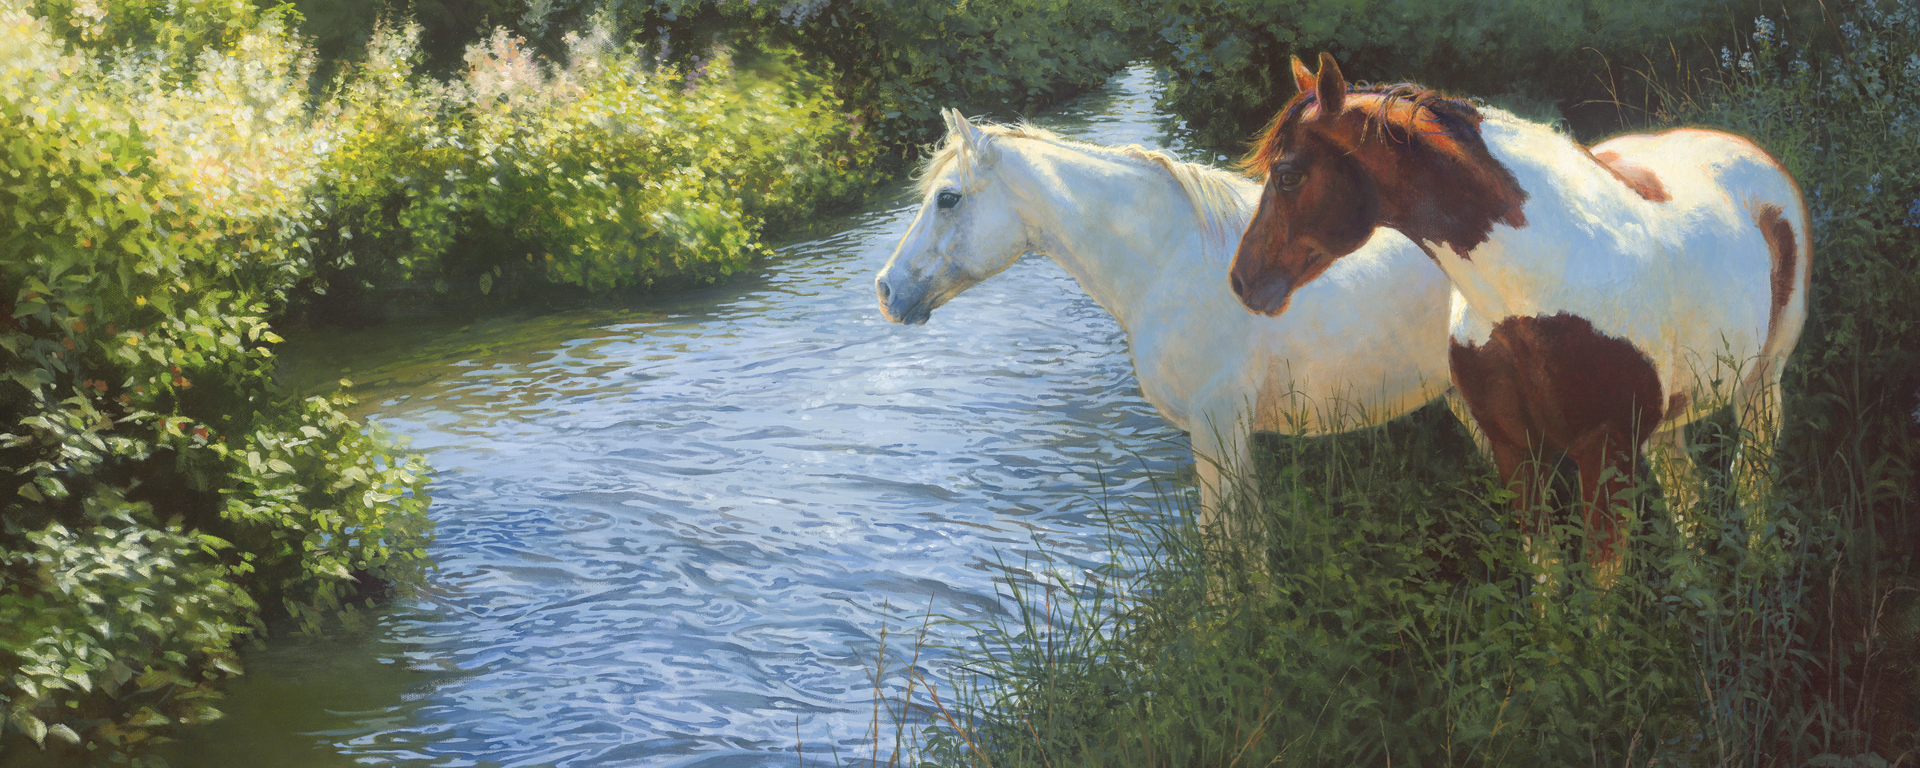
[
  {"xmin": 1142, "ymin": 0, "xmax": 1738, "ymax": 152},
  {"xmin": 33, "ymin": 0, "xmax": 257, "ymax": 57},
  {"xmin": 748, "ymin": 0, "xmax": 1145, "ymax": 149},
  {"xmin": 0, "ymin": 2, "xmax": 431, "ymax": 758},
  {"xmin": 305, "ymin": 17, "xmax": 889, "ymax": 318},
  {"xmin": 359, "ymin": 0, "xmax": 1147, "ymax": 156}
]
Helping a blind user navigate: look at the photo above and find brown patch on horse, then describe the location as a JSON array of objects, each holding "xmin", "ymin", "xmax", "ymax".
[
  {"xmin": 1449, "ymin": 313, "xmax": 1665, "ymax": 565},
  {"xmin": 1755, "ymin": 203, "xmax": 1798, "ymax": 340},
  {"xmin": 1346, "ymin": 92, "xmax": 1530, "ymax": 257},
  {"xmin": 1590, "ymin": 149, "xmax": 1671, "ymax": 203}
]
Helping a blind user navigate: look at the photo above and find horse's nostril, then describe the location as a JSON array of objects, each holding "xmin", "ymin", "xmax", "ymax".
[
  {"xmin": 1229, "ymin": 272, "xmax": 1246, "ymax": 297},
  {"xmin": 876, "ymin": 279, "xmax": 891, "ymax": 302}
]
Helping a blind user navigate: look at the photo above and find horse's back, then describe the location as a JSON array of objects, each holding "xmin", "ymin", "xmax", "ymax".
[
  {"xmin": 1588, "ymin": 127, "xmax": 1811, "ymax": 404},
  {"xmin": 1593, "ymin": 129, "xmax": 1805, "ymax": 223}
]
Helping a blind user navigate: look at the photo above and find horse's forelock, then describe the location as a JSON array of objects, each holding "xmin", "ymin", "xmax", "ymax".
[
  {"xmin": 1240, "ymin": 93, "xmax": 1319, "ymax": 176},
  {"xmin": 913, "ymin": 121, "xmax": 1063, "ymax": 198}
]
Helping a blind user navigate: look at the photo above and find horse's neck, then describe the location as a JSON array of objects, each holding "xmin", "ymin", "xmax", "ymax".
[{"xmin": 1006, "ymin": 144, "xmax": 1226, "ymax": 330}]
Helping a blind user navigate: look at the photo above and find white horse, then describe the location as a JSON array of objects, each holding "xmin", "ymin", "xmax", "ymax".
[{"xmin": 873, "ymin": 108, "xmax": 1460, "ymax": 524}]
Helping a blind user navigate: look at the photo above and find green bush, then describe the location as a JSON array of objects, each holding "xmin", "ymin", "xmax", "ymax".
[
  {"xmin": 354, "ymin": 0, "xmax": 1147, "ymax": 156},
  {"xmin": 277, "ymin": 0, "xmax": 1146, "ymax": 318},
  {"xmin": 304, "ymin": 16, "xmax": 889, "ymax": 317},
  {"xmin": 1142, "ymin": 0, "xmax": 1739, "ymax": 152},
  {"xmin": 0, "ymin": 2, "xmax": 431, "ymax": 758},
  {"xmin": 33, "ymin": 0, "xmax": 258, "ymax": 57},
  {"xmin": 754, "ymin": 0, "xmax": 1145, "ymax": 149}
]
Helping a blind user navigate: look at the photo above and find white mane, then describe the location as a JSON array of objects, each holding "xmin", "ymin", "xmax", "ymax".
[{"xmin": 915, "ymin": 121, "xmax": 1253, "ymax": 244}]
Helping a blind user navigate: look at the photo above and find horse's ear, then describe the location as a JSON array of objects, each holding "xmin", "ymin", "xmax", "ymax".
[
  {"xmin": 950, "ymin": 111, "xmax": 993, "ymax": 156},
  {"xmin": 1291, "ymin": 56, "xmax": 1315, "ymax": 95},
  {"xmin": 1315, "ymin": 52, "xmax": 1346, "ymax": 121}
]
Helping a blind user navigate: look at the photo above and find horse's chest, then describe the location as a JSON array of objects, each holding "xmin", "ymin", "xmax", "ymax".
[{"xmin": 1447, "ymin": 312, "xmax": 1667, "ymax": 451}]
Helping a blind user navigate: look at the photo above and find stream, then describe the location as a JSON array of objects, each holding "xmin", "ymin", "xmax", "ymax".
[{"xmin": 158, "ymin": 63, "xmax": 1212, "ymax": 768}]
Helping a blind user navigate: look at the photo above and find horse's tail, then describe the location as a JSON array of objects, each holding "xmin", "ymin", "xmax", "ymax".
[
  {"xmin": 1747, "ymin": 152, "xmax": 1813, "ymax": 384},
  {"xmin": 1706, "ymin": 133, "xmax": 1813, "ymax": 442}
]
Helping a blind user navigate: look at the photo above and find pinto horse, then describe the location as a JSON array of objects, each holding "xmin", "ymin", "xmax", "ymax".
[
  {"xmin": 874, "ymin": 109, "xmax": 1463, "ymax": 525},
  {"xmin": 1229, "ymin": 54, "xmax": 1811, "ymax": 574}
]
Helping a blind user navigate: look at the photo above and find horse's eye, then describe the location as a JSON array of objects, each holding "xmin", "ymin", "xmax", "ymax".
[
  {"xmin": 1276, "ymin": 171, "xmax": 1305, "ymax": 190},
  {"xmin": 936, "ymin": 191, "xmax": 962, "ymax": 210}
]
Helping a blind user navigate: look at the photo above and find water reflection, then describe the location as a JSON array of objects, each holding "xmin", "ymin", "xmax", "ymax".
[{"xmin": 163, "ymin": 64, "xmax": 1206, "ymax": 768}]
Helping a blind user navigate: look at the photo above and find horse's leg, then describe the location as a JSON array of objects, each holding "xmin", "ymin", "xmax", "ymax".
[
  {"xmin": 1190, "ymin": 416, "xmax": 1262, "ymax": 591},
  {"xmin": 1646, "ymin": 422, "xmax": 1705, "ymax": 546},
  {"xmin": 1568, "ymin": 428, "xmax": 1641, "ymax": 588},
  {"xmin": 1445, "ymin": 388, "xmax": 1492, "ymax": 461},
  {"xmin": 1485, "ymin": 433, "xmax": 1562, "ymax": 611},
  {"xmin": 1191, "ymin": 413, "xmax": 1260, "ymax": 536},
  {"xmin": 1729, "ymin": 359, "xmax": 1786, "ymax": 544},
  {"xmin": 1487, "ymin": 437, "xmax": 1545, "ymax": 533},
  {"xmin": 1488, "ymin": 435, "xmax": 1554, "ymax": 569}
]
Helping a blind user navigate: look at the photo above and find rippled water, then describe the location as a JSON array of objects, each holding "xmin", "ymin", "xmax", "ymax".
[{"xmin": 163, "ymin": 64, "xmax": 1212, "ymax": 768}]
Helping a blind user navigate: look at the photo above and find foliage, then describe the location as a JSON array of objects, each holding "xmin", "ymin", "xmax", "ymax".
[
  {"xmin": 33, "ymin": 0, "xmax": 259, "ymax": 58},
  {"xmin": 303, "ymin": 17, "xmax": 889, "ymax": 319},
  {"xmin": 299, "ymin": 0, "xmax": 1146, "ymax": 156},
  {"xmin": 0, "ymin": 1, "xmax": 431, "ymax": 759},
  {"xmin": 1140, "ymin": 0, "xmax": 1741, "ymax": 152},
  {"xmin": 1655, "ymin": 1, "xmax": 1920, "ymax": 756},
  {"xmin": 717, "ymin": 0, "xmax": 1146, "ymax": 149}
]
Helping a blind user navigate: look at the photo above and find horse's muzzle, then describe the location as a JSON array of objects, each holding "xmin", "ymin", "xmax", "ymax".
[
  {"xmin": 875, "ymin": 275, "xmax": 934, "ymax": 325},
  {"xmin": 1232, "ymin": 271, "xmax": 1294, "ymax": 316}
]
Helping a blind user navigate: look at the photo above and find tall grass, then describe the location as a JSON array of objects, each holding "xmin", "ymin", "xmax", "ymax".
[{"xmin": 882, "ymin": 372, "xmax": 1905, "ymax": 766}]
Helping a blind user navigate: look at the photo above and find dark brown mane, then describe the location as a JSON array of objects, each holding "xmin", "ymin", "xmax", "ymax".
[{"xmin": 1239, "ymin": 81, "xmax": 1485, "ymax": 175}]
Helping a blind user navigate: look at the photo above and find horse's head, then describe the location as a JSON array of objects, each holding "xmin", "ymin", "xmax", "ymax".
[
  {"xmin": 874, "ymin": 109, "xmax": 1032, "ymax": 325},
  {"xmin": 1228, "ymin": 53, "xmax": 1525, "ymax": 316}
]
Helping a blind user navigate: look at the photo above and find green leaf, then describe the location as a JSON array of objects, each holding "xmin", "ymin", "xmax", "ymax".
[{"xmin": 13, "ymin": 712, "xmax": 46, "ymax": 746}]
